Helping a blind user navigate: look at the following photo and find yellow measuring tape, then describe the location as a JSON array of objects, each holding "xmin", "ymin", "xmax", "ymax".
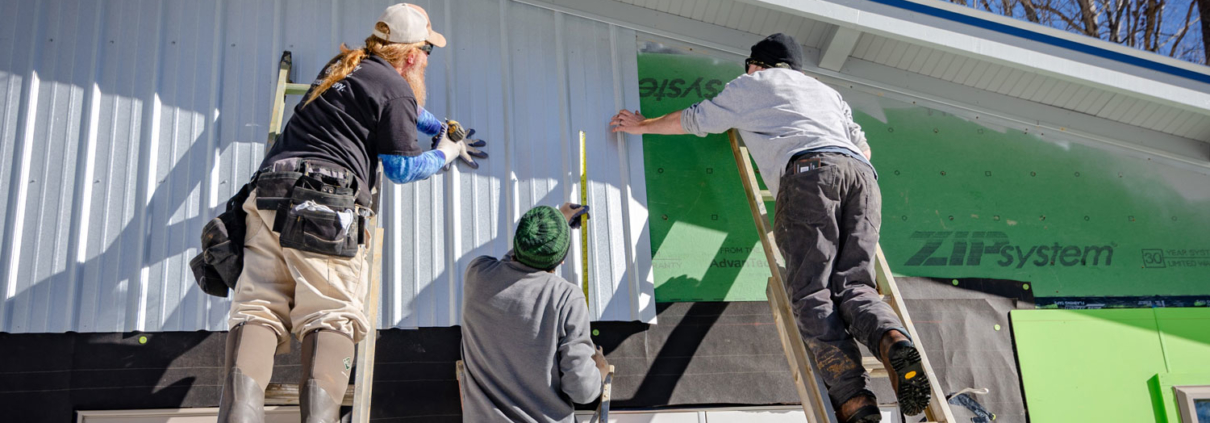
[{"xmin": 579, "ymin": 131, "xmax": 590, "ymax": 305}]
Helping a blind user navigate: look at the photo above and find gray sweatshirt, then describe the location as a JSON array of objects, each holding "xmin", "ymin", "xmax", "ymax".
[
  {"xmin": 460, "ymin": 253, "xmax": 601, "ymax": 423},
  {"xmin": 681, "ymin": 68, "xmax": 870, "ymax": 196}
]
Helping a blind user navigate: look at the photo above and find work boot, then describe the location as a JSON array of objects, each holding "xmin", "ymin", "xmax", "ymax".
[
  {"xmin": 836, "ymin": 393, "xmax": 881, "ymax": 423},
  {"xmin": 300, "ymin": 329, "xmax": 355, "ymax": 423},
  {"xmin": 218, "ymin": 323, "xmax": 277, "ymax": 423},
  {"xmin": 878, "ymin": 329, "xmax": 931, "ymax": 416}
]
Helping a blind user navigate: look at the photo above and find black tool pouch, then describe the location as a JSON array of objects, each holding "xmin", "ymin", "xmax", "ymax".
[
  {"xmin": 277, "ymin": 176, "xmax": 361, "ymax": 258},
  {"xmin": 189, "ymin": 182, "xmax": 253, "ymax": 297}
]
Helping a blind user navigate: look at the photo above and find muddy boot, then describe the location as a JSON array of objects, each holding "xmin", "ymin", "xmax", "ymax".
[
  {"xmin": 879, "ymin": 330, "xmax": 931, "ymax": 416},
  {"xmin": 300, "ymin": 329, "xmax": 355, "ymax": 423},
  {"xmin": 218, "ymin": 323, "xmax": 277, "ymax": 423},
  {"xmin": 836, "ymin": 392, "xmax": 881, "ymax": 423}
]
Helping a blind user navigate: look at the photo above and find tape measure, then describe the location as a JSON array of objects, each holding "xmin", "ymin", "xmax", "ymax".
[{"xmin": 579, "ymin": 131, "xmax": 590, "ymax": 306}]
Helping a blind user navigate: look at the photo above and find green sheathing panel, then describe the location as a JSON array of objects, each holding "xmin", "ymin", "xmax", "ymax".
[
  {"xmin": 1012, "ymin": 309, "xmax": 1210, "ymax": 422},
  {"xmin": 638, "ymin": 50, "xmax": 1210, "ymax": 303},
  {"xmin": 639, "ymin": 52, "xmax": 770, "ymax": 301}
]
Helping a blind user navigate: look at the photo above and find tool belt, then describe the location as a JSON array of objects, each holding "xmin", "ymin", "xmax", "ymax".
[{"xmin": 189, "ymin": 158, "xmax": 371, "ymax": 298}]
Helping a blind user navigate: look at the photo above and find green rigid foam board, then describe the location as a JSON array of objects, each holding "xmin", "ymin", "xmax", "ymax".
[{"xmin": 1012, "ymin": 309, "xmax": 1210, "ymax": 422}]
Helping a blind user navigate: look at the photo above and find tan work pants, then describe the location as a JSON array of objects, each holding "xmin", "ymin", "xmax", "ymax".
[{"xmin": 228, "ymin": 190, "xmax": 370, "ymax": 352}]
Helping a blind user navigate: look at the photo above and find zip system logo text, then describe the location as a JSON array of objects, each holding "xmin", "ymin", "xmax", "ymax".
[{"xmin": 904, "ymin": 231, "xmax": 1114, "ymax": 268}]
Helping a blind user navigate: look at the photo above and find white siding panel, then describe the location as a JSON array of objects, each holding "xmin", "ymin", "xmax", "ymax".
[{"xmin": 0, "ymin": 0, "xmax": 655, "ymax": 334}]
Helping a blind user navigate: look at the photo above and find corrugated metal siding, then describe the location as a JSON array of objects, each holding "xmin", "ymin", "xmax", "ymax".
[{"xmin": 0, "ymin": 0, "xmax": 655, "ymax": 334}]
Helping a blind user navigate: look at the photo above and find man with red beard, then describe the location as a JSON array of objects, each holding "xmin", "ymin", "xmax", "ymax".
[{"xmin": 217, "ymin": 4, "xmax": 485, "ymax": 422}]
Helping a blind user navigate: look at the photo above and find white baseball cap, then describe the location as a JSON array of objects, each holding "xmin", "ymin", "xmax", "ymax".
[{"xmin": 372, "ymin": 3, "xmax": 446, "ymax": 47}]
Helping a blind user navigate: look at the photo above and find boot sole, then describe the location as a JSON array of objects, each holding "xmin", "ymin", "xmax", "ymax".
[{"xmin": 889, "ymin": 342, "xmax": 931, "ymax": 416}]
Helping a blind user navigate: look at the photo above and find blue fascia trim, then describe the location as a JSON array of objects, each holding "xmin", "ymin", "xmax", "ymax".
[{"xmin": 865, "ymin": 0, "xmax": 1210, "ymax": 85}]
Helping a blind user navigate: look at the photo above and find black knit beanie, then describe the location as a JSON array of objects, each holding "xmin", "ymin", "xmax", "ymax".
[{"xmin": 749, "ymin": 33, "xmax": 804, "ymax": 71}]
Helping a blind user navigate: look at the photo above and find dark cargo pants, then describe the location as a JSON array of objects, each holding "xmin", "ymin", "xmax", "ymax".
[{"xmin": 772, "ymin": 152, "xmax": 905, "ymax": 407}]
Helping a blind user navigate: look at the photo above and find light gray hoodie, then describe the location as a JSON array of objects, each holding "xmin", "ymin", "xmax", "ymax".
[{"xmin": 681, "ymin": 67, "xmax": 871, "ymax": 196}]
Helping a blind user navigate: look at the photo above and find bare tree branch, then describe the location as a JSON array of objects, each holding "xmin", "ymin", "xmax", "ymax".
[
  {"xmin": 1168, "ymin": 0, "xmax": 1199, "ymax": 56},
  {"xmin": 1019, "ymin": 0, "xmax": 1043, "ymax": 22}
]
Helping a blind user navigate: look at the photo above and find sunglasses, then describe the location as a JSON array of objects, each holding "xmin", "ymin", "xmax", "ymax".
[
  {"xmin": 744, "ymin": 58, "xmax": 773, "ymax": 70},
  {"xmin": 419, "ymin": 43, "xmax": 434, "ymax": 55}
]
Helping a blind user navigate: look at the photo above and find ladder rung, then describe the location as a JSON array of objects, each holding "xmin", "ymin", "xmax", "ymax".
[
  {"xmin": 863, "ymin": 357, "xmax": 888, "ymax": 378},
  {"xmin": 285, "ymin": 83, "xmax": 311, "ymax": 95},
  {"xmin": 759, "ymin": 190, "xmax": 774, "ymax": 202},
  {"xmin": 265, "ymin": 383, "xmax": 356, "ymax": 406}
]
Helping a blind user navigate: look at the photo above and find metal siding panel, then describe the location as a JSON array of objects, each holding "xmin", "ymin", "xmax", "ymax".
[{"xmin": 0, "ymin": 0, "xmax": 654, "ymax": 333}]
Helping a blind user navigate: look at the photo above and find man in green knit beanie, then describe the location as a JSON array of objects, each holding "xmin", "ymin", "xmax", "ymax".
[{"xmin": 460, "ymin": 202, "xmax": 609, "ymax": 423}]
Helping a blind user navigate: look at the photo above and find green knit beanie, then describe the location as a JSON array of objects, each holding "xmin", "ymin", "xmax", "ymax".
[{"xmin": 513, "ymin": 206, "xmax": 571, "ymax": 270}]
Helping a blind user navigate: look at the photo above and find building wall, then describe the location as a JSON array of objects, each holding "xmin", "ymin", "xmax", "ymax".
[{"xmin": 0, "ymin": 0, "xmax": 656, "ymax": 334}]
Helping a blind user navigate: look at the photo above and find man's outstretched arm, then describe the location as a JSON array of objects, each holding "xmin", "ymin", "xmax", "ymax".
[{"xmin": 609, "ymin": 109, "xmax": 685, "ymax": 135}]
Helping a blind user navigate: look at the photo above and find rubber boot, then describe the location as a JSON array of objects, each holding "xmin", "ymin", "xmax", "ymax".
[
  {"xmin": 300, "ymin": 329, "xmax": 355, "ymax": 423},
  {"xmin": 218, "ymin": 323, "xmax": 277, "ymax": 423}
]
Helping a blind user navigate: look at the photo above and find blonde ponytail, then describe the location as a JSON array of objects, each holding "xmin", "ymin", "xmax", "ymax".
[{"xmin": 305, "ymin": 33, "xmax": 425, "ymax": 107}]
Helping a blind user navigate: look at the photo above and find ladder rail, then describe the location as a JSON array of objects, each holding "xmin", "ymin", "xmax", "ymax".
[
  {"xmin": 874, "ymin": 246, "xmax": 956, "ymax": 422},
  {"xmin": 727, "ymin": 131, "xmax": 831, "ymax": 423}
]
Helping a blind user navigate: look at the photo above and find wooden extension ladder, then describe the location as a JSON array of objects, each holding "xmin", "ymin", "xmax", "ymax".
[
  {"xmin": 726, "ymin": 129, "xmax": 955, "ymax": 423},
  {"xmin": 257, "ymin": 51, "xmax": 386, "ymax": 423}
]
